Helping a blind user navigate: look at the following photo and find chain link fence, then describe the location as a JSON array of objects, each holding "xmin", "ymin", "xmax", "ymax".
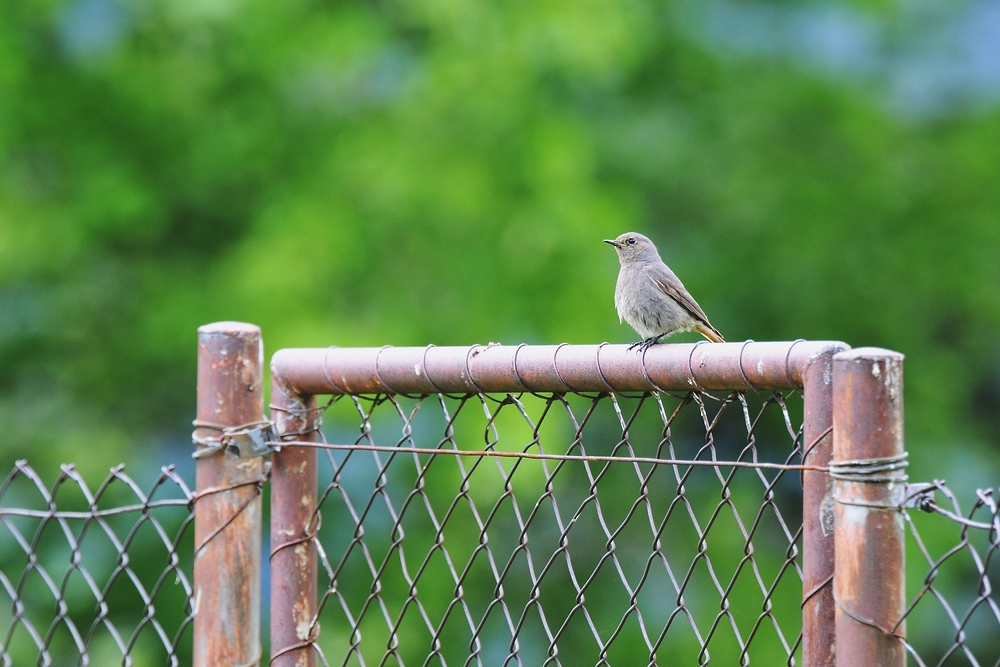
[
  {"xmin": 899, "ymin": 483, "xmax": 1000, "ymax": 667},
  {"xmin": 0, "ymin": 461, "xmax": 194, "ymax": 666},
  {"xmin": 1, "ymin": 333, "xmax": 998, "ymax": 666},
  {"xmin": 305, "ymin": 389, "xmax": 807, "ymax": 666}
]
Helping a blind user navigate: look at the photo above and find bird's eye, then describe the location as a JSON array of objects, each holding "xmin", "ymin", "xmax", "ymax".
[{"xmin": 626, "ymin": 237, "xmax": 636, "ymax": 245}]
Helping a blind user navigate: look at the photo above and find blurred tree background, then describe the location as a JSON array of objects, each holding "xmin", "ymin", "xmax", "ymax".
[
  {"xmin": 2, "ymin": 0, "xmax": 1000, "ymax": 662},
  {"xmin": 3, "ymin": 0, "xmax": 998, "ymax": 484}
]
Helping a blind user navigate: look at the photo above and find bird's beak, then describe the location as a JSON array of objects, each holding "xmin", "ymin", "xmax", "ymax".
[{"xmin": 604, "ymin": 239, "xmax": 621, "ymax": 248}]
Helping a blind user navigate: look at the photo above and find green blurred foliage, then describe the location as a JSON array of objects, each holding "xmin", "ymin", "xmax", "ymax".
[{"xmin": 2, "ymin": 0, "xmax": 998, "ymax": 483}]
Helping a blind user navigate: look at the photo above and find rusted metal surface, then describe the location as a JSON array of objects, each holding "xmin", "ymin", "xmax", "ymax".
[
  {"xmin": 832, "ymin": 348, "xmax": 906, "ymax": 667},
  {"xmin": 271, "ymin": 341, "xmax": 845, "ymax": 396},
  {"xmin": 266, "ymin": 338, "xmax": 859, "ymax": 666},
  {"xmin": 801, "ymin": 343, "xmax": 848, "ymax": 667},
  {"xmin": 194, "ymin": 322, "xmax": 263, "ymax": 667},
  {"xmin": 279, "ymin": 367, "xmax": 812, "ymax": 665},
  {"xmin": 270, "ymin": 360, "xmax": 318, "ymax": 667}
]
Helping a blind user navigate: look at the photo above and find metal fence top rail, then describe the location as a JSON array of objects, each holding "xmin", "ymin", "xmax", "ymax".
[{"xmin": 271, "ymin": 340, "xmax": 849, "ymax": 396}]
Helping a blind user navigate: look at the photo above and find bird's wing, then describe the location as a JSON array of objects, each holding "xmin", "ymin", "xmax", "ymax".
[
  {"xmin": 651, "ymin": 272, "xmax": 725, "ymax": 342},
  {"xmin": 651, "ymin": 273, "xmax": 712, "ymax": 324}
]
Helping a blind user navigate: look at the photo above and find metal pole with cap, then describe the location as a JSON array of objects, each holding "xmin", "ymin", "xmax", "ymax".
[
  {"xmin": 193, "ymin": 322, "xmax": 264, "ymax": 666},
  {"xmin": 832, "ymin": 348, "xmax": 907, "ymax": 667}
]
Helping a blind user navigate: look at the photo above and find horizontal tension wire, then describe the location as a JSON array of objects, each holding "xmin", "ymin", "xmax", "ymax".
[{"xmin": 270, "ymin": 440, "xmax": 826, "ymax": 472}]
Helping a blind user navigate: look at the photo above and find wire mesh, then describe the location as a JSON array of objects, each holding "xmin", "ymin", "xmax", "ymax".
[
  {"xmin": 898, "ymin": 483, "xmax": 1000, "ymax": 667},
  {"xmin": 3, "ymin": 344, "xmax": 996, "ymax": 667},
  {"xmin": 301, "ymin": 389, "xmax": 808, "ymax": 666},
  {"xmin": 0, "ymin": 461, "xmax": 194, "ymax": 667}
]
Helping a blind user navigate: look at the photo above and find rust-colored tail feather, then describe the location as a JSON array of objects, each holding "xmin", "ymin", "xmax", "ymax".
[{"xmin": 695, "ymin": 322, "xmax": 725, "ymax": 343}]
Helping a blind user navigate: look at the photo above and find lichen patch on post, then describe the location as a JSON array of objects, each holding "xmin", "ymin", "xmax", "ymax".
[
  {"xmin": 295, "ymin": 543, "xmax": 309, "ymax": 570},
  {"xmin": 294, "ymin": 599, "xmax": 311, "ymax": 640}
]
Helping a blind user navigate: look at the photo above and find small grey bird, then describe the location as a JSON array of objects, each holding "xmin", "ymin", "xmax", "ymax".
[{"xmin": 605, "ymin": 232, "xmax": 724, "ymax": 350}]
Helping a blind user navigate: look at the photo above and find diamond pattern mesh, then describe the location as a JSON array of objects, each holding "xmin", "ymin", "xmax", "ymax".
[
  {"xmin": 0, "ymin": 462, "xmax": 194, "ymax": 667},
  {"xmin": 307, "ymin": 390, "xmax": 807, "ymax": 666},
  {"xmin": 898, "ymin": 484, "xmax": 1000, "ymax": 667},
  {"xmin": 1, "ymin": 389, "xmax": 996, "ymax": 666}
]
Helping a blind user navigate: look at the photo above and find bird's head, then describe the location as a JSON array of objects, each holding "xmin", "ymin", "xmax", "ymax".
[{"xmin": 603, "ymin": 232, "xmax": 660, "ymax": 263}]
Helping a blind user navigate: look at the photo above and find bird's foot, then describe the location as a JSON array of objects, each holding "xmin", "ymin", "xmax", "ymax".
[{"xmin": 628, "ymin": 336, "xmax": 663, "ymax": 353}]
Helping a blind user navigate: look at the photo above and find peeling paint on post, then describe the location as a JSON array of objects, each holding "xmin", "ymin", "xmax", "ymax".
[
  {"xmin": 270, "ymin": 358, "xmax": 318, "ymax": 667},
  {"xmin": 832, "ymin": 348, "xmax": 906, "ymax": 667},
  {"xmin": 802, "ymin": 343, "xmax": 849, "ymax": 667},
  {"xmin": 194, "ymin": 322, "xmax": 263, "ymax": 666}
]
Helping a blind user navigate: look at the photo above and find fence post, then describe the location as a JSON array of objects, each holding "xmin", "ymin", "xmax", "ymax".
[
  {"xmin": 194, "ymin": 322, "xmax": 264, "ymax": 666},
  {"xmin": 270, "ymin": 357, "xmax": 318, "ymax": 667},
  {"xmin": 802, "ymin": 343, "xmax": 847, "ymax": 667},
  {"xmin": 832, "ymin": 348, "xmax": 906, "ymax": 667}
]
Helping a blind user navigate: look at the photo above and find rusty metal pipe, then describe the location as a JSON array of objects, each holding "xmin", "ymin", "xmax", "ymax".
[
  {"xmin": 269, "ymin": 358, "xmax": 319, "ymax": 667},
  {"xmin": 801, "ymin": 343, "xmax": 848, "ymax": 667},
  {"xmin": 264, "ymin": 337, "xmax": 849, "ymax": 667},
  {"xmin": 271, "ymin": 341, "xmax": 846, "ymax": 396},
  {"xmin": 832, "ymin": 348, "xmax": 906, "ymax": 667},
  {"xmin": 194, "ymin": 322, "xmax": 263, "ymax": 666}
]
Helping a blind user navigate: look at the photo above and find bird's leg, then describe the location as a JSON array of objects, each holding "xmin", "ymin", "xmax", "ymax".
[
  {"xmin": 628, "ymin": 335, "xmax": 665, "ymax": 352},
  {"xmin": 639, "ymin": 334, "xmax": 665, "ymax": 352}
]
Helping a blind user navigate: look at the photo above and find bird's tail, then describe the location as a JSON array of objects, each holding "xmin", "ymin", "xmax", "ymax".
[{"xmin": 695, "ymin": 322, "xmax": 725, "ymax": 343}]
